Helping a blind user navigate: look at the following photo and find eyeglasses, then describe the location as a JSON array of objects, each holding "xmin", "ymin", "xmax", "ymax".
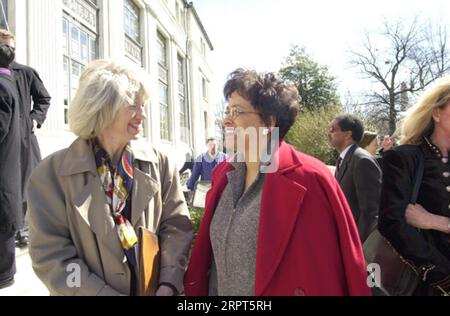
[
  {"xmin": 223, "ymin": 108, "xmax": 260, "ymax": 120},
  {"xmin": 329, "ymin": 126, "xmax": 342, "ymax": 133},
  {"xmin": 128, "ymin": 104, "xmax": 145, "ymax": 113},
  {"xmin": 127, "ymin": 104, "xmax": 147, "ymax": 118}
]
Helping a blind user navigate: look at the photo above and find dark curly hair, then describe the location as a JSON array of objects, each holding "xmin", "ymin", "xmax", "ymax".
[
  {"xmin": 223, "ymin": 68, "xmax": 300, "ymax": 140},
  {"xmin": 335, "ymin": 114, "xmax": 364, "ymax": 143}
]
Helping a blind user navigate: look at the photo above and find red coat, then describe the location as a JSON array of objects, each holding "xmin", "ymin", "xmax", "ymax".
[{"xmin": 184, "ymin": 142, "xmax": 371, "ymax": 296}]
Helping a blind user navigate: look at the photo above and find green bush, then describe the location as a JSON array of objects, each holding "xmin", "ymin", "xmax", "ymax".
[
  {"xmin": 285, "ymin": 105, "xmax": 342, "ymax": 165},
  {"xmin": 189, "ymin": 207, "xmax": 205, "ymax": 240}
]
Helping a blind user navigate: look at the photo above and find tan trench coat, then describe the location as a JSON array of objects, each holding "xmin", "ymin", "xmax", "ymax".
[{"xmin": 27, "ymin": 138, "xmax": 193, "ymax": 295}]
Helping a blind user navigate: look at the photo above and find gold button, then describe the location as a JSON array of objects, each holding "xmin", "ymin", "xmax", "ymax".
[
  {"xmin": 443, "ymin": 157, "xmax": 449, "ymax": 164},
  {"xmin": 444, "ymin": 172, "xmax": 450, "ymax": 178},
  {"xmin": 447, "ymin": 186, "xmax": 450, "ymax": 192}
]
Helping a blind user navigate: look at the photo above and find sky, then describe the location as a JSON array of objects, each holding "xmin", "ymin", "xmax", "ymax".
[{"xmin": 193, "ymin": 0, "xmax": 449, "ymax": 106}]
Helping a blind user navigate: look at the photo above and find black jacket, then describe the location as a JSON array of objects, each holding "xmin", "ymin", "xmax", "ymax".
[
  {"xmin": 379, "ymin": 142, "xmax": 450, "ymax": 295},
  {"xmin": 0, "ymin": 73, "xmax": 22, "ymax": 234},
  {"xmin": 10, "ymin": 62, "xmax": 51, "ymax": 197},
  {"xmin": 336, "ymin": 144, "xmax": 382, "ymax": 242}
]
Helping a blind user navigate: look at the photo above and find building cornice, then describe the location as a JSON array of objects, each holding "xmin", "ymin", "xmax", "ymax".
[{"xmin": 184, "ymin": 1, "xmax": 213, "ymax": 51}]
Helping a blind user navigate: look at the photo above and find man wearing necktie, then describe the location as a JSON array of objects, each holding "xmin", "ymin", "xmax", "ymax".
[
  {"xmin": 335, "ymin": 157, "xmax": 343, "ymax": 177},
  {"xmin": 328, "ymin": 115, "xmax": 382, "ymax": 242}
]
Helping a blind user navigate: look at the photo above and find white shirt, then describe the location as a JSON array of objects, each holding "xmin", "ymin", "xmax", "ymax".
[{"xmin": 338, "ymin": 144, "xmax": 356, "ymax": 168}]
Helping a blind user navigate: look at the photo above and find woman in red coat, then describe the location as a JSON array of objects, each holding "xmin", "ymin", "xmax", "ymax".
[{"xmin": 184, "ymin": 69, "xmax": 370, "ymax": 296}]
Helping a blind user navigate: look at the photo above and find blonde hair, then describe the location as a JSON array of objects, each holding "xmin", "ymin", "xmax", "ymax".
[
  {"xmin": 68, "ymin": 59, "xmax": 150, "ymax": 139},
  {"xmin": 399, "ymin": 76, "xmax": 450, "ymax": 145}
]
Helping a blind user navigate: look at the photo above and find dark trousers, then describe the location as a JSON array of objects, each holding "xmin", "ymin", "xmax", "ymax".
[
  {"xmin": 0, "ymin": 231, "xmax": 16, "ymax": 281},
  {"xmin": 16, "ymin": 201, "xmax": 29, "ymax": 239}
]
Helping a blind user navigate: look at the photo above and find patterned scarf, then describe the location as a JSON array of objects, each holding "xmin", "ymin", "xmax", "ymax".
[
  {"xmin": 92, "ymin": 138, "xmax": 137, "ymax": 247},
  {"xmin": 92, "ymin": 138, "xmax": 140, "ymax": 294}
]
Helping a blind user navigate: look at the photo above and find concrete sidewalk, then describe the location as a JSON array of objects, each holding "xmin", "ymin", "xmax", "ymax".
[{"xmin": 0, "ymin": 247, "xmax": 49, "ymax": 296}]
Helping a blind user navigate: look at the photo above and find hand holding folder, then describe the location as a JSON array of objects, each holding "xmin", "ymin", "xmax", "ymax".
[{"xmin": 138, "ymin": 227, "xmax": 160, "ymax": 296}]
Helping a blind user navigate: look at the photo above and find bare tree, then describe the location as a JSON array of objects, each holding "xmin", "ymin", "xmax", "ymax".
[
  {"xmin": 214, "ymin": 99, "xmax": 226, "ymax": 148},
  {"xmin": 349, "ymin": 17, "xmax": 450, "ymax": 134}
]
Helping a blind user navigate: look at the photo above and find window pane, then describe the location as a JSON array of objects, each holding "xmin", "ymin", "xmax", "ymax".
[
  {"xmin": 124, "ymin": 0, "xmax": 140, "ymax": 43},
  {"xmin": 63, "ymin": 11, "xmax": 99, "ymax": 125},
  {"xmin": 180, "ymin": 96, "xmax": 189, "ymax": 143},
  {"xmin": 71, "ymin": 61, "xmax": 83, "ymax": 99},
  {"xmin": 124, "ymin": 11, "xmax": 131, "ymax": 35},
  {"xmin": 157, "ymin": 34, "xmax": 166, "ymax": 66},
  {"xmin": 159, "ymin": 81, "xmax": 170, "ymax": 140},
  {"xmin": 160, "ymin": 104, "xmax": 170, "ymax": 141},
  {"xmin": 133, "ymin": 16, "xmax": 139, "ymax": 40},
  {"xmin": 90, "ymin": 37, "xmax": 96, "ymax": 62},
  {"xmin": 158, "ymin": 66, "xmax": 168, "ymax": 82},
  {"xmin": 71, "ymin": 25, "xmax": 80, "ymax": 59},
  {"xmin": 63, "ymin": 57, "xmax": 70, "ymax": 117},
  {"xmin": 177, "ymin": 56, "xmax": 184, "ymax": 83},
  {"xmin": 80, "ymin": 31, "xmax": 88, "ymax": 63},
  {"xmin": 202, "ymin": 77, "xmax": 208, "ymax": 100},
  {"xmin": 178, "ymin": 56, "xmax": 185, "ymax": 96},
  {"xmin": 63, "ymin": 19, "xmax": 69, "ymax": 55},
  {"xmin": 63, "ymin": 57, "xmax": 69, "ymax": 74},
  {"xmin": 159, "ymin": 82, "xmax": 168, "ymax": 104}
]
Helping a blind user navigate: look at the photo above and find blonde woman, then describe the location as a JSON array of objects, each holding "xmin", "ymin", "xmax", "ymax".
[
  {"xmin": 378, "ymin": 76, "xmax": 450, "ymax": 296},
  {"xmin": 27, "ymin": 60, "xmax": 193, "ymax": 296}
]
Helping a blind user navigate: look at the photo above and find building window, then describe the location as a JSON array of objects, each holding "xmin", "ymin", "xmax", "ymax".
[
  {"xmin": 124, "ymin": 0, "xmax": 139, "ymax": 42},
  {"xmin": 62, "ymin": 4, "xmax": 98, "ymax": 125},
  {"xmin": 158, "ymin": 32, "xmax": 171, "ymax": 141},
  {"xmin": 178, "ymin": 55, "xmax": 189, "ymax": 144},
  {"xmin": 0, "ymin": 0, "xmax": 8, "ymax": 29},
  {"xmin": 124, "ymin": 0, "xmax": 142, "ymax": 65},
  {"xmin": 204, "ymin": 111, "xmax": 208, "ymax": 135},
  {"xmin": 175, "ymin": 1, "xmax": 185, "ymax": 29},
  {"xmin": 201, "ymin": 76, "xmax": 208, "ymax": 101},
  {"xmin": 63, "ymin": 0, "xmax": 97, "ymax": 30}
]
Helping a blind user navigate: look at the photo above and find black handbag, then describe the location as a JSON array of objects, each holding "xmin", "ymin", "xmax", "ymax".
[{"xmin": 363, "ymin": 149, "xmax": 424, "ymax": 296}]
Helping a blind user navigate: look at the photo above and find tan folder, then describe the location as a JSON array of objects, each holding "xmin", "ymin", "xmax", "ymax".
[{"xmin": 138, "ymin": 227, "xmax": 160, "ymax": 296}]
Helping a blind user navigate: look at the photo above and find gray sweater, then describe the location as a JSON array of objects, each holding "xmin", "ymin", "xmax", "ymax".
[{"xmin": 209, "ymin": 162, "xmax": 265, "ymax": 296}]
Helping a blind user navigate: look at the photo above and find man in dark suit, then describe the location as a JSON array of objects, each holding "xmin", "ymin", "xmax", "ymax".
[
  {"xmin": 328, "ymin": 115, "xmax": 382, "ymax": 242},
  {"xmin": 0, "ymin": 29, "xmax": 51, "ymax": 248},
  {"xmin": 0, "ymin": 43, "xmax": 21, "ymax": 289}
]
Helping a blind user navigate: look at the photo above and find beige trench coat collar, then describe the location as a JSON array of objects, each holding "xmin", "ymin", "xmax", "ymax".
[{"xmin": 58, "ymin": 138, "xmax": 160, "ymax": 239}]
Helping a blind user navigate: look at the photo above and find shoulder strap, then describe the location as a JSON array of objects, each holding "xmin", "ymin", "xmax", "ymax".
[{"xmin": 410, "ymin": 148, "xmax": 424, "ymax": 204}]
